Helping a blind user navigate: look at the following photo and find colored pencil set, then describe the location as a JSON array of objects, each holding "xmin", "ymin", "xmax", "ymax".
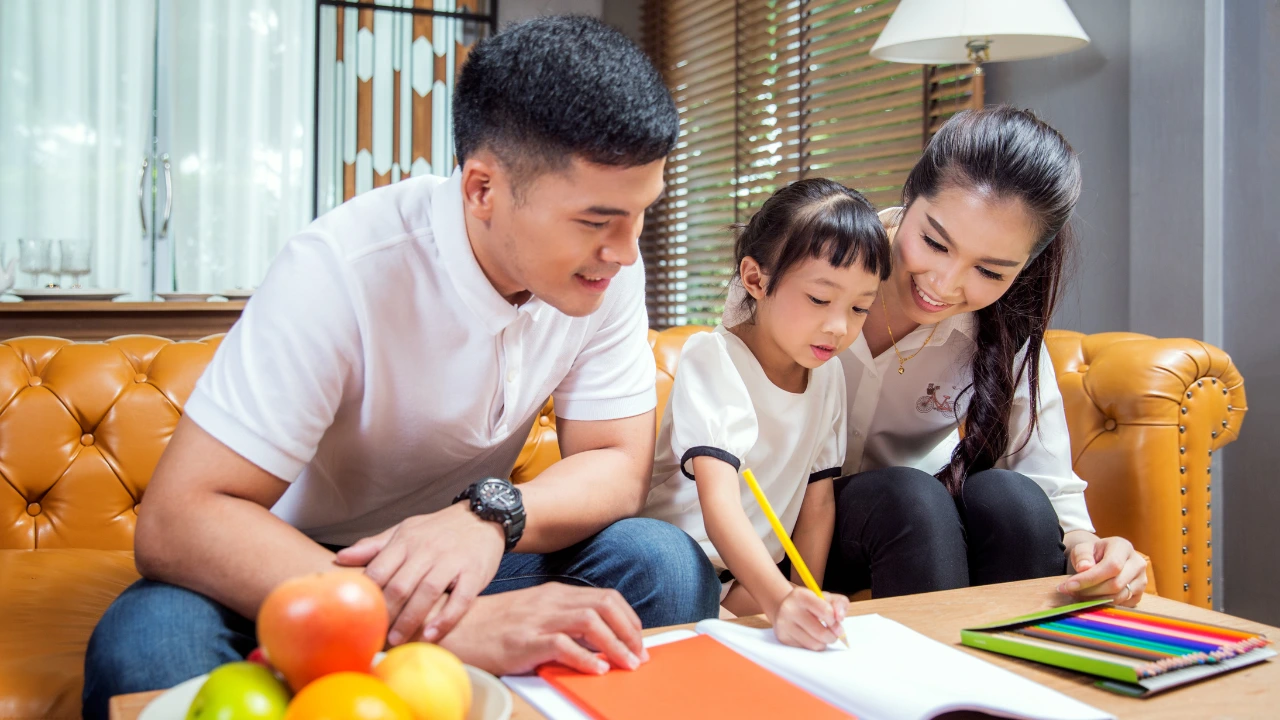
[
  {"xmin": 962, "ymin": 599, "xmax": 1275, "ymax": 695},
  {"xmin": 1013, "ymin": 606, "xmax": 1270, "ymax": 678}
]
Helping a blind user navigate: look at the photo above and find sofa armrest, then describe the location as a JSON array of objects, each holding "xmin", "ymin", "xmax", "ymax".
[{"xmin": 1045, "ymin": 330, "xmax": 1245, "ymax": 608}]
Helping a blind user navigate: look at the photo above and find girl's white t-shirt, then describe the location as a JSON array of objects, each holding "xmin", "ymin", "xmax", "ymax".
[{"xmin": 642, "ymin": 325, "xmax": 847, "ymax": 569}]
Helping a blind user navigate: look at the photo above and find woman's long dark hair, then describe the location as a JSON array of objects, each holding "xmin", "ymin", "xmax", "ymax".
[{"xmin": 903, "ymin": 106, "xmax": 1081, "ymax": 496}]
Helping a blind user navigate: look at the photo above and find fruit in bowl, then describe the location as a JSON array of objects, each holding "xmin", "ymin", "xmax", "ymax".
[
  {"xmin": 374, "ymin": 643, "xmax": 472, "ymax": 720},
  {"xmin": 185, "ymin": 661, "xmax": 290, "ymax": 720},
  {"xmin": 257, "ymin": 572, "xmax": 389, "ymax": 692},
  {"xmin": 172, "ymin": 571, "xmax": 500, "ymax": 720}
]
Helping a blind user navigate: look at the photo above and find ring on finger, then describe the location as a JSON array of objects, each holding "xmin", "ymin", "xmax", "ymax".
[{"xmin": 1121, "ymin": 581, "xmax": 1133, "ymax": 602}]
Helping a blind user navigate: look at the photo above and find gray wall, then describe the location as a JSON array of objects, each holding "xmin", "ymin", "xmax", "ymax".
[
  {"xmin": 985, "ymin": 0, "xmax": 1132, "ymax": 335},
  {"xmin": 1127, "ymin": 0, "xmax": 1208, "ymax": 340},
  {"xmin": 1222, "ymin": 0, "xmax": 1280, "ymax": 627}
]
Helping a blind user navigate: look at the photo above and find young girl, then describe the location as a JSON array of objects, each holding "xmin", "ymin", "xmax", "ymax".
[{"xmin": 642, "ymin": 179, "xmax": 890, "ymax": 650}]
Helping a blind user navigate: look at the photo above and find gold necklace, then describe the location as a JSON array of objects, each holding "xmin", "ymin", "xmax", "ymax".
[{"xmin": 880, "ymin": 291, "xmax": 939, "ymax": 375}]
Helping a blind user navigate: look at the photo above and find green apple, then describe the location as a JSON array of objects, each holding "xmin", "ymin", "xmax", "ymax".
[{"xmin": 185, "ymin": 661, "xmax": 290, "ymax": 720}]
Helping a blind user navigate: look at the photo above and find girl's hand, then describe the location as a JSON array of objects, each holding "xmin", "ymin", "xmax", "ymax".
[
  {"xmin": 1058, "ymin": 534, "xmax": 1148, "ymax": 607},
  {"xmin": 771, "ymin": 587, "xmax": 849, "ymax": 650}
]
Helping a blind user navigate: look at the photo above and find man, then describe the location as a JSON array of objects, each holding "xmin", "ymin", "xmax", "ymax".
[{"xmin": 82, "ymin": 16, "xmax": 719, "ymax": 718}]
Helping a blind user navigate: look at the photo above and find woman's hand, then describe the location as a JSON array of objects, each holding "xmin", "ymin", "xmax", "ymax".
[
  {"xmin": 771, "ymin": 587, "xmax": 849, "ymax": 650},
  {"xmin": 1059, "ymin": 531, "xmax": 1148, "ymax": 607}
]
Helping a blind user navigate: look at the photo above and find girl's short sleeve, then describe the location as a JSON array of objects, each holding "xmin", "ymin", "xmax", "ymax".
[{"xmin": 669, "ymin": 332, "xmax": 760, "ymax": 479}]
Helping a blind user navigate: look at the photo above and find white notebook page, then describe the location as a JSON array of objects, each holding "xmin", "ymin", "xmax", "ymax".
[{"xmin": 696, "ymin": 614, "xmax": 1113, "ymax": 720}]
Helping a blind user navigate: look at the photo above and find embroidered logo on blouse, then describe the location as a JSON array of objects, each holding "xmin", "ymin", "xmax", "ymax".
[{"xmin": 916, "ymin": 383, "xmax": 957, "ymax": 418}]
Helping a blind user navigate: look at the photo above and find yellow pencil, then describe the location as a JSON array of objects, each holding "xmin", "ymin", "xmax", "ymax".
[{"xmin": 741, "ymin": 468, "xmax": 850, "ymax": 648}]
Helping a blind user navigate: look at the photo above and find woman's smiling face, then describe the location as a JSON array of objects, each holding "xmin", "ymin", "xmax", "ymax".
[{"xmin": 888, "ymin": 186, "xmax": 1043, "ymax": 326}]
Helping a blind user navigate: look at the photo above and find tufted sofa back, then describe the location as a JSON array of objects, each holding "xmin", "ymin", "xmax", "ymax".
[{"xmin": 0, "ymin": 336, "xmax": 222, "ymax": 550}]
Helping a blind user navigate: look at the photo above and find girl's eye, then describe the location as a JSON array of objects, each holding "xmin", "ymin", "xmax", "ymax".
[
  {"xmin": 923, "ymin": 235, "xmax": 947, "ymax": 252},
  {"xmin": 977, "ymin": 267, "xmax": 1004, "ymax": 281},
  {"xmin": 852, "ymin": 306, "xmax": 870, "ymax": 315},
  {"xmin": 807, "ymin": 295, "xmax": 830, "ymax": 306},
  {"xmin": 579, "ymin": 219, "xmax": 608, "ymax": 229}
]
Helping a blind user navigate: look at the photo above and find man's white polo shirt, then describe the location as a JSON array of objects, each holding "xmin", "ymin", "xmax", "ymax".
[{"xmin": 183, "ymin": 171, "xmax": 657, "ymax": 546}]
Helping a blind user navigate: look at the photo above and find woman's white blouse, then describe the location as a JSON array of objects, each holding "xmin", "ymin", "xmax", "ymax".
[{"xmin": 642, "ymin": 325, "xmax": 847, "ymax": 569}]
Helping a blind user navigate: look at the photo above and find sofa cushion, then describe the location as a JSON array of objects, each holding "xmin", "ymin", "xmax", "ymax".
[{"xmin": 0, "ymin": 550, "xmax": 140, "ymax": 719}]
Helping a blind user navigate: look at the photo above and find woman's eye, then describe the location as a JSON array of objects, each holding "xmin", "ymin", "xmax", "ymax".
[
  {"xmin": 977, "ymin": 267, "xmax": 1004, "ymax": 281},
  {"xmin": 579, "ymin": 219, "xmax": 608, "ymax": 229},
  {"xmin": 807, "ymin": 295, "xmax": 830, "ymax": 306},
  {"xmin": 852, "ymin": 306, "xmax": 869, "ymax": 315},
  {"xmin": 923, "ymin": 235, "xmax": 947, "ymax": 252}
]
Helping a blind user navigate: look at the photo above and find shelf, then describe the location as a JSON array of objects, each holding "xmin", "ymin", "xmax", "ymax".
[{"xmin": 0, "ymin": 301, "xmax": 247, "ymax": 341}]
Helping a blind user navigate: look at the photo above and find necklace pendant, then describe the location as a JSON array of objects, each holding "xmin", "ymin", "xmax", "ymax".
[{"xmin": 898, "ymin": 366, "xmax": 905, "ymax": 375}]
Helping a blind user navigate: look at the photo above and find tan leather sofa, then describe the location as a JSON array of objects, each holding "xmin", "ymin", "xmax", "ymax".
[{"xmin": 0, "ymin": 329, "xmax": 1246, "ymax": 717}]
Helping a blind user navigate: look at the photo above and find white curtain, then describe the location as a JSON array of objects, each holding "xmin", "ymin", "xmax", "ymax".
[
  {"xmin": 0, "ymin": 0, "xmax": 314, "ymax": 299},
  {"xmin": 0, "ymin": 0, "xmax": 156, "ymax": 298},
  {"xmin": 165, "ymin": 0, "xmax": 314, "ymax": 294}
]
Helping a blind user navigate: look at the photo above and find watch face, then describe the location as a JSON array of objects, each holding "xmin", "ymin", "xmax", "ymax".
[{"xmin": 479, "ymin": 480, "xmax": 519, "ymax": 511}]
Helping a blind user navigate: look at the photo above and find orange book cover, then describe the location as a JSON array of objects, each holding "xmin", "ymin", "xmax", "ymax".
[{"xmin": 537, "ymin": 634, "xmax": 854, "ymax": 720}]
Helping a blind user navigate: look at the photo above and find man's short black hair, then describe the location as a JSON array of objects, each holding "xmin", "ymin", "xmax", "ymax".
[{"xmin": 453, "ymin": 15, "xmax": 678, "ymax": 187}]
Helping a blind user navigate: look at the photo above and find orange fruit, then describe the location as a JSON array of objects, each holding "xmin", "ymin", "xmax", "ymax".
[
  {"xmin": 283, "ymin": 672, "xmax": 412, "ymax": 720},
  {"xmin": 373, "ymin": 643, "xmax": 471, "ymax": 720},
  {"xmin": 258, "ymin": 572, "xmax": 389, "ymax": 691}
]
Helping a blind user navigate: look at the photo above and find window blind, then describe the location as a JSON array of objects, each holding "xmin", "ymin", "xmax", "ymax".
[{"xmin": 640, "ymin": 0, "xmax": 974, "ymax": 327}]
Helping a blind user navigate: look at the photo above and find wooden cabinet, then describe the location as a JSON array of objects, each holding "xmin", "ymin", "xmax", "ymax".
[{"xmin": 0, "ymin": 302, "xmax": 245, "ymax": 341}]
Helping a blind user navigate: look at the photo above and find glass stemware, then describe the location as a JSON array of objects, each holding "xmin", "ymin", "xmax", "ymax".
[
  {"xmin": 59, "ymin": 239, "xmax": 93, "ymax": 289},
  {"xmin": 18, "ymin": 238, "xmax": 53, "ymax": 288}
]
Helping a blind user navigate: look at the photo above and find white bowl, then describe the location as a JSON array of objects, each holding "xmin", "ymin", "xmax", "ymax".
[{"xmin": 138, "ymin": 662, "xmax": 511, "ymax": 720}]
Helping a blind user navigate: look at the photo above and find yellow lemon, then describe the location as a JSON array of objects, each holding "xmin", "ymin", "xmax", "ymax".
[{"xmin": 372, "ymin": 643, "xmax": 472, "ymax": 720}]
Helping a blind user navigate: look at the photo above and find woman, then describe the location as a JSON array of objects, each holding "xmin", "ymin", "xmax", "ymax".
[{"xmin": 823, "ymin": 106, "xmax": 1148, "ymax": 605}]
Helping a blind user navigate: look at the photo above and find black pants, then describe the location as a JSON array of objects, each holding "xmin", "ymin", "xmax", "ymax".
[{"xmin": 823, "ymin": 467, "xmax": 1067, "ymax": 598}]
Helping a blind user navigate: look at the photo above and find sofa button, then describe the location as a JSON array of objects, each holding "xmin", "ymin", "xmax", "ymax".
[
  {"xmin": 1077, "ymin": 364, "xmax": 1089, "ymax": 373},
  {"xmin": 26, "ymin": 502, "xmax": 40, "ymax": 516},
  {"xmin": 135, "ymin": 373, "xmax": 148, "ymax": 383},
  {"xmin": 1103, "ymin": 419, "xmax": 1117, "ymax": 431},
  {"xmin": 27, "ymin": 376, "xmax": 41, "ymax": 387},
  {"xmin": 82, "ymin": 433, "xmax": 95, "ymax": 446},
  {"xmin": 539, "ymin": 416, "xmax": 550, "ymax": 427}
]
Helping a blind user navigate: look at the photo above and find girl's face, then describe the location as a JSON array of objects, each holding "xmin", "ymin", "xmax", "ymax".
[
  {"xmin": 745, "ymin": 255, "xmax": 882, "ymax": 371},
  {"xmin": 889, "ymin": 186, "xmax": 1040, "ymax": 326}
]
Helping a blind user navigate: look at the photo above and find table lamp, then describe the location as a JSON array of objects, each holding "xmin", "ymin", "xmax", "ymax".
[{"xmin": 870, "ymin": 0, "xmax": 1090, "ymax": 107}]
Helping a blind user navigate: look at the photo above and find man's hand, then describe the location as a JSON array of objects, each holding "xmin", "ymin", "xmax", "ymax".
[
  {"xmin": 335, "ymin": 503, "xmax": 505, "ymax": 644},
  {"xmin": 1059, "ymin": 531, "xmax": 1149, "ymax": 607},
  {"xmin": 440, "ymin": 583, "xmax": 648, "ymax": 676}
]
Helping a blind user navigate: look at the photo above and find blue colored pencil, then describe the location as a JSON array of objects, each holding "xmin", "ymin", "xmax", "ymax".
[
  {"xmin": 1040, "ymin": 621, "xmax": 1201, "ymax": 658},
  {"xmin": 1055, "ymin": 616, "xmax": 1222, "ymax": 654}
]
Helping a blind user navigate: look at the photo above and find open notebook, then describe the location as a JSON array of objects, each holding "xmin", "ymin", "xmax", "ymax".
[{"xmin": 503, "ymin": 613, "xmax": 1112, "ymax": 720}]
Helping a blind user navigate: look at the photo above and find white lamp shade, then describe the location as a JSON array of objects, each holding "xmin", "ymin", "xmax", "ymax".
[{"xmin": 871, "ymin": 0, "xmax": 1090, "ymax": 65}]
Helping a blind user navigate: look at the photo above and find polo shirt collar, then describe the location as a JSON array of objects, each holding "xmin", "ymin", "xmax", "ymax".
[{"xmin": 431, "ymin": 169, "xmax": 521, "ymax": 335}]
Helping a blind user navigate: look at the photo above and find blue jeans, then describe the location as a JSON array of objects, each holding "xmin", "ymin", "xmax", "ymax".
[{"xmin": 82, "ymin": 518, "xmax": 718, "ymax": 719}]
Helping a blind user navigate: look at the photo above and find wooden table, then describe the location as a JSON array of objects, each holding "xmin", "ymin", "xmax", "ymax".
[
  {"xmin": 0, "ymin": 301, "xmax": 245, "ymax": 341},
  {"xmin": 111, "ymin": 577, "xmax": 1278, "ymax": 720}
]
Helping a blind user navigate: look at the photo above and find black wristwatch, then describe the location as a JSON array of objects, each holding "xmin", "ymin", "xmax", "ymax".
[{"xmin": 453, "ymin": 478, "xmax": 526, "ymax": 552}]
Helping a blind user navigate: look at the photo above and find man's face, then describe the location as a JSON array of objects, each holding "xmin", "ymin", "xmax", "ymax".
[{"xmin": 469, "ymin": 155, "xmax": 666, "ymax": 317}]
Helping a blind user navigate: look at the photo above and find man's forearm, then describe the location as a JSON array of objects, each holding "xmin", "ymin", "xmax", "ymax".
[
  {"xmin": 136, "ymin": 494, "xmax": 346, "ymax": 619},
  {"xmin": 515, "ymin": 447, "xmax": 649, "ymax": 553}
]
